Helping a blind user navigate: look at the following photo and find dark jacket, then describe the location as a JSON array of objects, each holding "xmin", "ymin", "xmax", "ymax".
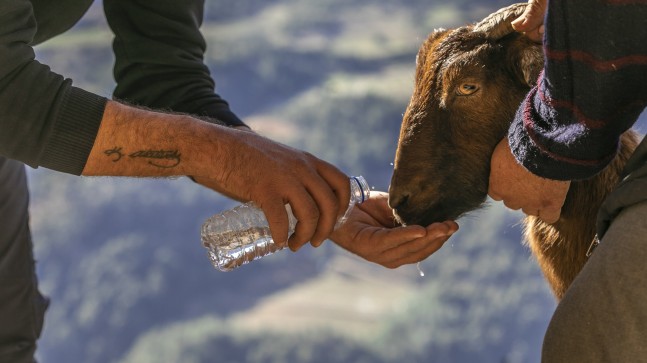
[{"xmin": 0, "ymin": 0, "xmax": 244, "ymax": 175}]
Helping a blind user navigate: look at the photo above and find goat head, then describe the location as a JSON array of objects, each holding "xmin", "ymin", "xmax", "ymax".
[{"xmin": 389, "ymin": 3, "xmax": 543, "ymax": 226}]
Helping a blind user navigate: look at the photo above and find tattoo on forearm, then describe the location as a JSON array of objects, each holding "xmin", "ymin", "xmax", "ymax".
[
  {"xmin": 104, "ymin": 146, "xmax": 181, "ymax": 168},
  {"xmin": 105, "ymin": 147, "xmax": 124, "ymax": 162},
  {"xmin": 129, "ymin": 149, "xmax": 181, "ymax": 168}
]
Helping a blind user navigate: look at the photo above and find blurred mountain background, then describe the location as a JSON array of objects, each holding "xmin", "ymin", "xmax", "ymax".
[{"xmin": 29, "ymin": 0, "xmax": 646, "ymax": 362}]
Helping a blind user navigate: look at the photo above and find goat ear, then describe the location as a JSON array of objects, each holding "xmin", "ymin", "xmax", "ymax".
[{"xmin": 508, "ymin": 37, "xmax": 543, "ymax": 87}]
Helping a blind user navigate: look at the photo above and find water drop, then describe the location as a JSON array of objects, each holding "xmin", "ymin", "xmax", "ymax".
[{"xmin": 416, "ymin": 262, "xmax": 425, "ymax": 277}]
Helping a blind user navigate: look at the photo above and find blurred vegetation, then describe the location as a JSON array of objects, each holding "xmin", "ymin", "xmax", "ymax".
[{"xmin": 27, "ymin": 1, "xmax": 566, "ymax": 363}]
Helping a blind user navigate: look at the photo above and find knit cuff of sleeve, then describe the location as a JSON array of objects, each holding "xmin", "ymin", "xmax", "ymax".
[
  {"xmin": 508, "ymin": 94, "xmax": 615, "ymax": 181},
  {"xmin": 38, "ymin": 86, "xmax": 107, "ymax": 175}
]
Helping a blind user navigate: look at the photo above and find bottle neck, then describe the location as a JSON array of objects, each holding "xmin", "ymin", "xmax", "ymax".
[{"xmin": 349, "ymin": 176, "xmax": 370, "ymax": 204}]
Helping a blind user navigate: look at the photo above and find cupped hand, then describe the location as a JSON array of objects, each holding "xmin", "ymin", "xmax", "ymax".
[
  {"xmin": 512, "ymin": 0, "xmax": 547, "ymax": 43},
  {"xmin": 329, "ymin": 192, "xmax": 458, "ymax": 268},
  {"xmin": 488, "ymin": 138, "xmax": 570, "ymax": 224},
  {"xmin": 196, "ymin": 126, "xmax": 350, "ymax": 251}
]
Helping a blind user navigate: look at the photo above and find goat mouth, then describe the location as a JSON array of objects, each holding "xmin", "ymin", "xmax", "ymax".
[{"xmin": 393, "ymin": 201, "xmax": 464, "ymax": 226}]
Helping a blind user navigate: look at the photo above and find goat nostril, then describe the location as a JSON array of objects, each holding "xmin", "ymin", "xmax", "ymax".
[{"xmin": 389, "ymin": 192, "xmax": 410, "ymax": 210}]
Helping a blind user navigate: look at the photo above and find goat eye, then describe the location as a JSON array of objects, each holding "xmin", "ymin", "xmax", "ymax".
[{"xmin": 456, "ymin": 83, "xmax": 479, "ymax": 95}]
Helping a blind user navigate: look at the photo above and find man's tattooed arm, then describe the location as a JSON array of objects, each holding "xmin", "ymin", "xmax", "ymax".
[{"xmin": 82, "ymin": 100, "xmax": 221, "ymax": 178}]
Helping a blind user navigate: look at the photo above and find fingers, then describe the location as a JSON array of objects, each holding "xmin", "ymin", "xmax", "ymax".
[
  {"xmin": 288, "ymin": 157, "xmax": 348, "ymax": 250},
  {"xmin": 285, "ymin": 187, "xmax": 323, "ymax": 251},
  {"xmin": 262, "ymin": 199, "xmax": 292, "ymax": 249},
  {"xmin": 511, "ymin": 0, "xmax": 547, "ymax": 42},
  {"xmin": 375, "ymin": 225, "xmax": 428, "ymax": 249},
  {"xmin": 298, "ymin": 177, "xmax": 339, "ymax": 249},
  {"xmin": 511, "ymin": 0, "xmax": 547, "ymax": 31},
  {"xmin": 327, "ymin": 200, "xmax": 459, "ymax": 269},
  {"xmin": 524, "ymin": 25, "xmax": 545, "ymax": 43},
  {"xmin": 384, "ymin": 235, "xmax": 448, "ymax": 269},
  {"xmin": 316, "ymin": 158, "xmax": 351, "ymax": 218},
  {"xmin": 374, "ymin": 221, "xmax": 458, "ymax": 268}
]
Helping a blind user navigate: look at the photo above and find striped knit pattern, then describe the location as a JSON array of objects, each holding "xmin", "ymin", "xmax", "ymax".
[{"xmin": 508, "ymin": 0, "xmax": 647, "ymax": 180}]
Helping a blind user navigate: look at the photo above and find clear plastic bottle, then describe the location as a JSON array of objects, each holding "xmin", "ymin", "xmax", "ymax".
[{"xmin": 201, "ymin": 176, "xmax": 370, "ymax": 271}]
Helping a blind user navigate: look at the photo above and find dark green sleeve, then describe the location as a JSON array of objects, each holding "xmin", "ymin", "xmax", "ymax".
[
  {"xmin": 0, "ymin": 0, "xmax": 106, "ymax": 175},
  {"xmin": 103, "ymin": 0, "xmax": 246, "ymax": 127}
]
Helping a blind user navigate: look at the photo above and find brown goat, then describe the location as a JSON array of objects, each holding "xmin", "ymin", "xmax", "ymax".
[{"xmin": 388, "ymin": 3, "xmax": 639, "ymax": 300}]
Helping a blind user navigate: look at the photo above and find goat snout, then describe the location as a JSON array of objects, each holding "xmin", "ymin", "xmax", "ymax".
[
  {"xmin": 388, "ymin": 190, "xmax": 410, "ymax": 211},
  {"xmin": 388, "ymin": 185, "xmax": 432, "ymax": 225}
]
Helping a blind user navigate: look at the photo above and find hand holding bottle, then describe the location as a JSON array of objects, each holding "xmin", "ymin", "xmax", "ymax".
[
  {"xmin": 194, "ymin": 126, "xmax": 351, "ymax": 251},
  {"xmin": 202, "ymin": 176, "xmax": 369, "ymax": 271}
]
